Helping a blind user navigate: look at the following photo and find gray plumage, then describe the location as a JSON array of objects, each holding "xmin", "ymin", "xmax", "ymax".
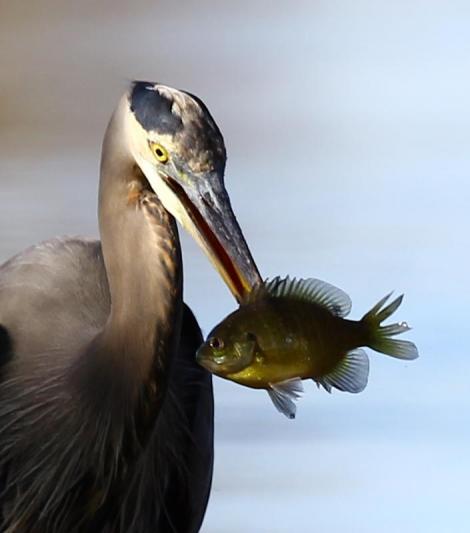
[
  {"xmin": 0, "ymin": 81, "xmax": 260, "ymax": 532},
  {"xmin": 0, "ymin": 238, "xmax": 213, "ymax": 532}
]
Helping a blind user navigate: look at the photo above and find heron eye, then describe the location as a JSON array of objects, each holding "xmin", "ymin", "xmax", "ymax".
[
  {"xmin": 150, "ymin": 142, "xmax": 169, "ymax": 163},
  {"xmin": 208, "ymin": 337, "xmax": 224, "ymax": 350}
]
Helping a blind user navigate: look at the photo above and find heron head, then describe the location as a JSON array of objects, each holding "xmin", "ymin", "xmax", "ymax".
[{"xmin": 124, "ymin": 81, "xmax": 260, "ymax": 302}]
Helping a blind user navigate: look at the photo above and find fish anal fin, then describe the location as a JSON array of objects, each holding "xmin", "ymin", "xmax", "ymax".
[
  {"xmin": 315, "ymin": 378, "xmax": 332, "ymax": 393},
  {"xmin": 267, "ymin": 378, "xmax": 303, "ymax": 419},
  {"xmin": 320, "ymin": 349, "xmax": 369, "ymax": 393}
]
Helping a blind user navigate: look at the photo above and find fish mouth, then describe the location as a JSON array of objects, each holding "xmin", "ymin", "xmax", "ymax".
[
  {"xmin": 163, "ymin": 174, "xmax": 261, "ymax": 302},
  {"xmin": 195, "ymin": 353, "xmax": 220, "ymax": 374},
  {"xmin": 195, "ymin": 350, "xmax": 228, "ymax": 375},
  {"xmin": 196, "ymin": 354, "xmax": 245, "ymax": 376},
  {"xmin": 196, "ymin": 338, "xmax": 256, "ymax": 376}
]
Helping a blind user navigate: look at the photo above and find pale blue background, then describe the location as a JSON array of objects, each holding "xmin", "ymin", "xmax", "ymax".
[{"xmin": 1, "ymin": 2, "xmax": 468, "ymax": 532}]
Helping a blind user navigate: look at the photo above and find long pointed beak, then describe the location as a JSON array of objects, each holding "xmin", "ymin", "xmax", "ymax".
[{"xmin": 162, "ymin": 173, "xmax": 261, "ymax": 303}]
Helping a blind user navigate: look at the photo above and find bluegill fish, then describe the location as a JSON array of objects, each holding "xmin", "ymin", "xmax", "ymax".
[{"xmin": 196, "ymin": 277, "xmax": 418, "ymax": 418}]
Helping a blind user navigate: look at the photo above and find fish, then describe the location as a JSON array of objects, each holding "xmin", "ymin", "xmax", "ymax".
[{"xmin": 196, "ymin": 277, "xmax": 418, "ymax": 419}]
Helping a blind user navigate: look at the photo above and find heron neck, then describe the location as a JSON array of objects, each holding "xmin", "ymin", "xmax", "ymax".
[
  {"xmin": 79, "ymin": 102, "xmax": 183, "ymax": 412},
  {"xmin": 99, "ymin": 171, "xmax": 183, "ymax": 390}
]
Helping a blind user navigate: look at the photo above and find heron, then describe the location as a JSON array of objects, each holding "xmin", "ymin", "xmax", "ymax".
[{"xmin": 0, "ymin": 81, "xmax": 261, "ymax": 532}]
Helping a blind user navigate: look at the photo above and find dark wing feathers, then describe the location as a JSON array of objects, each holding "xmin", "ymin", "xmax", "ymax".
[
  {"xmin": 157, "ymin": 305, "xmax": 214, "ymax": 533},
  {"xmin": 0, "ymin": 325, "xmax": 12, "ymax": 369}
]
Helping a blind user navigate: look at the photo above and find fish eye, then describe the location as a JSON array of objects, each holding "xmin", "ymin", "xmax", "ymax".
[
  {"xmin": 149, "ymin": 142, "xmax": 169, "ymax": 163},
  {"xmin": 208, "ymin": 337, "xmax": 224, "ymax": 350}
]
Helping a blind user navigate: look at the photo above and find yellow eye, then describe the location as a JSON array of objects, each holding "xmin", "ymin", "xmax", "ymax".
[{"xmin": 150, "ymin": 142, "xmax": 169, "ymax": 163}]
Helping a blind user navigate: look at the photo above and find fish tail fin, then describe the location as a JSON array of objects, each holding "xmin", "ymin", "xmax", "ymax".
[{"xmin": 361, "ymin": 293, "xmax": 419, "ymax": 360}]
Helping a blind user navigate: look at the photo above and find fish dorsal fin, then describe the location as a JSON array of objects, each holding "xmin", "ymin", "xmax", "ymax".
[
  {"xmin": 317, "ymin": 349, "xmax": 369, "ymax": 393},
  {"xmin": 245, "ymin": 276, "xmax": 352, "ymax": 317},
  {"xmin": 267, "ymin": 378, "xmax": 304, "ymax": 419}
]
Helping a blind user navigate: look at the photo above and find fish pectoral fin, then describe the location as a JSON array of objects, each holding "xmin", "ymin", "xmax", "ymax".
[
  {"xmin": 267, "ymin": 378, "xmax": 304, "ymax": 419},
  {"xmin": 320, "ymin": 349, "xmax": 370, "ymax": 393}
]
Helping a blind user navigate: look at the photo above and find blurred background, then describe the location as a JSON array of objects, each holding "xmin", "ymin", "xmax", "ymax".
[{"xmin": 0, "ymin": 1, "xmax": 468, "ymax": 531}]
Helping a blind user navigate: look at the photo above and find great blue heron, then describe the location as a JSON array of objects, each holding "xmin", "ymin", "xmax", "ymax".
[{"xmin": 0, "ymin": 81, "xmax": 261, "ymax": 532}]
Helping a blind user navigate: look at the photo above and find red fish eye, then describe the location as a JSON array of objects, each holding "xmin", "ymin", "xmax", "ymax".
[{"xmin": 209, "ymin": 337, "xmax": 224, "ymax": 350}]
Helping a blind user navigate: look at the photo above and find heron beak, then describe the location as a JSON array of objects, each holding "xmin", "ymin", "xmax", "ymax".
[{"xmin": 160, "ymin": 171, "xmax": 261, "ymax": 303}]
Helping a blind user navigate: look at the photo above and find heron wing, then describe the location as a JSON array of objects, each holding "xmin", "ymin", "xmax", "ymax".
[
  {"xmin": 114, "ymin": 304, "xmax": 214, "ymax": 533},
  {"xmin": 0, "ymin": 238, "xmax": 214, "ymax": 532},
  {"xmin": 0, "ymin": 237, "xmax": 110, "ymax": 359},
  {"xmin": 159, "ymin": 304, "xmax": 214, "ymax": 533}
]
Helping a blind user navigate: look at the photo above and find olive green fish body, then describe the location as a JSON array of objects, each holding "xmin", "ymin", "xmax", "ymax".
[
  {"xmin": 225, "ymin": 298, "xmax": 354, "ymax": 388},
  {"xmin": 197, "ymin": 277, "xmax": 418, "ymax": 418}
]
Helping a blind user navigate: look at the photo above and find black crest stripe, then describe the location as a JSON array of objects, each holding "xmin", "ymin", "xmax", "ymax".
[{"xmin": 130, "ymin": 81, "xmax": 183, "ymax": 134}]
